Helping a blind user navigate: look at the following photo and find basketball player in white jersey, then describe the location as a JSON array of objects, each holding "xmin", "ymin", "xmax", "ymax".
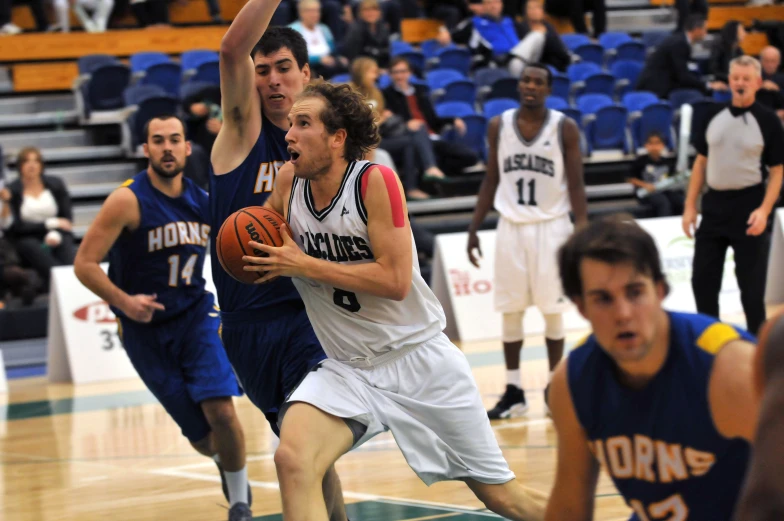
[
  {"xmin": 467, "ymin": 63, "xmax": 588, "ymax": 419},
  {"xmin": 242, "ymin": 81, "xmax": 546, "ymax": 521}
]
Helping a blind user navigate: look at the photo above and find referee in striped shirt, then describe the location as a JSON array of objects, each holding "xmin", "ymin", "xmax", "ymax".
[{"xmin": 682, "ymin": 55, "xmax": 784, "ymax": 335}]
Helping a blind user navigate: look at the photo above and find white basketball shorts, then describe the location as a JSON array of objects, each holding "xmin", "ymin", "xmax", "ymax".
[
  {"xmin": 494, "ymin": 214, "xmax": 573, "ymax": 314},
  {"xmin": 283, "ymin": 333, "xmax": 515, "ymax": 486}
]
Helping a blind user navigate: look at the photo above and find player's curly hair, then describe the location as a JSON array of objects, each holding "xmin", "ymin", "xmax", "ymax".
[
  {"xmin": 299, "ymin": 80, "xmax": 381, "ymax": 162},
  {"xmin": 558, "ymin": 214, "xmax": 670, "ymax": 300}
]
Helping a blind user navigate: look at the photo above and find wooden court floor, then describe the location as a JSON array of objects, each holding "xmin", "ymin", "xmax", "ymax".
[
  {"xmin": 0, "ymin": 328, "xmax": 639, "ymax": 521},
  {"xmin": 4, "ymin": 302, "xmax": 764, "ymax": 521}
]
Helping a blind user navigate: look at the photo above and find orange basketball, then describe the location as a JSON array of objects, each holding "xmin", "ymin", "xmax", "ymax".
[{"xmin": 216, "ymin": 206, "xmax": 291, "ymax": 284}]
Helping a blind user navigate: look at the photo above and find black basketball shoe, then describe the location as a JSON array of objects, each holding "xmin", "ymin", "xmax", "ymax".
[{"xmin": 487, "ymin": 384, "xmax": 529, "ymax": 420}]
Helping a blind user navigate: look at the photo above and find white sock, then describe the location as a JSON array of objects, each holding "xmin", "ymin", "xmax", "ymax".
[
  {"xmin": 225, "ymin": 467, "xmax": 249, "ymax": 506},
  {"xmin": 507, "ymin": 369, "xmax": 521, "ymax": 389}
]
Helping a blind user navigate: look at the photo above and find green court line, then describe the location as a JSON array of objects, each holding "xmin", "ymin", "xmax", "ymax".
[{"xmin": 253, "ymin": 500, "xmax": 501, "ymax": 521}]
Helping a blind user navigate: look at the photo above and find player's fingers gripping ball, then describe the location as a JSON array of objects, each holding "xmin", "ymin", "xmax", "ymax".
[{"xmin": 216, "ymin": 206, "xmax": 292, "ymax": 284}]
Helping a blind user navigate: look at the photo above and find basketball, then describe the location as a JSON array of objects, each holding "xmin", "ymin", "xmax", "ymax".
[{"xmin": 216, "ymin": 206, "xmax": 290, "ymax": 284}]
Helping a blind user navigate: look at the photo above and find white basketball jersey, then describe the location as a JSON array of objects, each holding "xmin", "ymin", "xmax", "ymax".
[
  {"xmin": 287, "ymin": 160, "xmax": 446, "ymax": 363},
  {"xmin": 494, "ymin": 108, "xmax": 570, "ymax": 224}
]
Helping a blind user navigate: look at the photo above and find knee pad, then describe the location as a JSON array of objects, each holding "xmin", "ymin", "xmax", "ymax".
[
  {"xmin": 544, "ymin": 313, "xmax": 564, "ymax": 340},
  {"xmin": 502, "ymin": 311, "xmax": 525, "ymax": 343}
]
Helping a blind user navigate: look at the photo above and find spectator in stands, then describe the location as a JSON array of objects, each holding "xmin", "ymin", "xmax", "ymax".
[
  {"xmin": 383, "ymin": 56, "xmax": 481, "ymax": 180},
  {"xmin": 569, "ymin": 0, "xmax": 606, "ymax": 38},
  {"xmin": 290, "ymin": 0, "xmax": 349, "ymax": 79},
  {"xmin": 350, "ymin": 57, "xmax": 442, "ymax": 199},
  {"xmin": 516, "ymin": 1, "xmax": 570, "ymax": 72},
  {"xmin": 756, "ymin": 45, "xmax": 784, "ymax": 118},
  {"xmin": 709, "ymin": 21, "xmax": 746, "ymax": 86},
  {"xmin": 131, "ymin": 0, "xmax": 170, "ymax": 28},
  {"xmin": 341, "ymin": 0, "xmax": 391, "ymax": 68},
  {"xmin": 423, "ymin": 0, "xmax": 470, "ymax": 30},
  {"xmin": 5, "ymin": 147, "xmax": 76, "ymax": 292},
  {"xmin": 0, "ymin": 182, "xmax": 39, "ymax": 307},
  {"xmin": 675, "ymin": 0, "xmax": 707, "ymax": 32},
  {"xmin": 0, "ymin": 0, "xmax": 48, "ymax": 32},
  {"xmin": 636, "ymin": 15, "xmax": 722, "ymax": 99},
  {"xmin": 52, "ymin": 0, "xmax": 113, "ymax": 32},
  {"xmin": 627, "ymin": 131, "xmax": 684, "ymax": 217}
]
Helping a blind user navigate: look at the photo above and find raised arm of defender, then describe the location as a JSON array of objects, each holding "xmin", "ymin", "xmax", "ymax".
[
  {"xmin": 248, "ymin": 165, "xmax": 413, "ymax": 300},
  {"xmin": 74, "ymin": 188, "xmax": 165, "ymax": 323},
  {"xmin": 212, "ymin": 0, "xmax": 281, "ymax": 174}
]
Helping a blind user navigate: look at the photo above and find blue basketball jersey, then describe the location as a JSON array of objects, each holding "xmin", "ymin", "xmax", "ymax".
[
  {"xmin": 108, "ymin": 171, "xmax": 210, "ymax": 324},
  {"xmin": 568, "ymin": 312, "xmax": 755, "ymax": 521},
  {"xmin": 209, "ymin": 115, "xmax": 301, "ymax": 312}
]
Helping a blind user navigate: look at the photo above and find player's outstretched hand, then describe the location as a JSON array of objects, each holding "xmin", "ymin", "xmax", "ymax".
[
  {"xmin": 467, "ymin": 232, "xmax": 482, "ymax": 268},
  {"xmin": 243, "ymin": 224, "xmax": 309, "ymax": 283},
  {"xmin": 122, "ymin": 294, "xmax": 165, "ymax": 323}
]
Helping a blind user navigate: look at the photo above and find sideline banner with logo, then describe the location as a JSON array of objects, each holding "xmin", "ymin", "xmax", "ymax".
[
  {"xmin": 47, "ymin": 257, "xmax": 219, "ymax": 385},
  {"xmin": 432, "ymin": 217, "xmax": 743, "ymax": 343},
  {"xmin": 765, "ymin": 209, "xmax": 784, "ymax": 305}
]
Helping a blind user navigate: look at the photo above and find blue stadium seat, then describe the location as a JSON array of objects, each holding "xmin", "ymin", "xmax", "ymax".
[
  {"xmin": 130, "ymin": 51, "xmax": 172, "ymax": 74},
  {"xmin": 575, "ymin": 93, "xmax": 613, "ymax": 118},
  {"xmin": 475, "ymin": 67, "xmax": 512, "ymax": 99},
  {"xmin": 567, "ymin": 62, "xmax": 602, "ymax": 99},
  {"xmin": 377, "ymin": 73, "xmax": 392, "ymax": 89},
  {"xmin": 585, "ymin": 105, "xmax": 631, "ymax": 154},
  {"xmin": 420, "ymin": 39, "xmax": 454, "ymax": 59},
  {"xmin": 486, "ymin": 77, "xmax": 518, "ymax": 101},
  {"xmin": 439, "ymin": 79, "xmax": 477, "ymax": 104},
  {"xmin": 562, "ymin": 33, "xmax": 591, "ymax": 51},
  {"xmin": 398, "ymin": 50, "xmax": 426, "ymax": 74},
  {"xmin": 433, "ymin": 47, "xmax": 472, "ymax": 76},
  {"xmin": 562, "ymin": 107, "xmax": 582, "ymax": 124},
  {"xmin": 552, "ymin": 74, "xmax": 570, "ymax": 101},
  {"xmin": 77, "ymin": 54, "xmax": 117, "ymax": 74},
  {"xmin": 190, "ymin": 60, "xmax": 219, "ymax": 85},
  {"xmin": 610, "ymin": 60, "xmax": 644, "ymax": 96},
  {"xmin": 482, "ymin": 98, "xmax": 518, "ymax": 119},
  {"xmin": 636, "ymin": 101, "xmax": 674, "ymax": 149},
  {"xmin": 454, "ymin": 114, "xmax": 488, "ymax": 160},
  {"xmin": 574, "ymin": 43, "xmax": 604, "ymax": 65},
  {"xmin": 140, "ymin": 62, "xmax": 183, "ymax": 97},
  {"xmin": 435, "ymin": 101, "xmax": 476, "ymax": 118},
  {"xmin": 123, "ymin": 84, "xmax": 167, "ymax": 106},
  {"xmin": 331, "ymin": 73, "xmax": 351, "ymax": 84},
  {"xmin": 181, "ymin": 50, "xmax": 219, "ymax": 74},
  {"xmin": 545, "ymin": 96, "xmax": 569, "ymax": 110},
  {"xmin": 622, "ymin": 91, "xmax": 659, "ymax": 113},
  {"xmin": 668, "ymin": 88, "xmax": 704, "ymax": 110},
  {"xmin": 425, "ymin": 69, "xmax": 465, "ymax": 91},
  {"xmin": 641, "ymin": 30, "xmax": 670, "ymax": 52},
  {"xmin": 614, "ymin": 41, "xmax": 646, "ymax": 63},
  {"xmin": 582, "ymin": 72, "xmax": 615, "ymax": 97},
  {"xmin": 82, "ymin": 64, "xmax": 131, "ymax": 116},
  {"xmin": 180, "ymin": 80, "xmax": 219, "ymax": 101},
  {"xmin": 391, "ymin": 41, "xmax": 414, "ymax": 56},
  {"xmin": 712, "ymin": 89, "xmax": 732, "ymax": 103},
  {"xmin": 599, "ymin": 32, "xmax": 633, "ymax": 50}
]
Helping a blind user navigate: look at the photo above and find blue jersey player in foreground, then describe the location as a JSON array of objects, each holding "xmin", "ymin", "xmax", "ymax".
[
  {"xmin": 545, "ymin": 215, "xmax": 759, "ymax": 521},
  {"xmin": 211, "ymin": 0, "xmax": 346, "ymax": 517},
  {"xmin": 74, "ymin": 115, "xmax": 252, "ymax": 521}
]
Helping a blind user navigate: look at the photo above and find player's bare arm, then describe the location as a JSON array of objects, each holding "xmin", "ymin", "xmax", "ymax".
[
  {"xmin": 562, "ymin": 117, "xmax": 588, "ymax": 228},
  {"xmin": 748, "ymin": 164, "xmax": 782, "ymax": 236},
  {"xmin": 682, "ymin": 154, "xmax": 706, "ymax": 238},
  {"xmin": 708, "ymin": 339, "xmax": 759, "ymax": 442},
  {"xmin": 263, "ymin": 161, "xmax": 295, "ymax": 218},
  {"xmin": 466, "ymin": 115, "xmax": 501, "ymax": 267},
  {"xmin": 545, "ymin": 360, "xmax": 599, "ymax": 521},
  {"xmin": 733, "ymin": 316, "xmax": 784, "ymax": 520},
  {"xmin": 211, "ymin": 0, "xmax": 280, "ymax": 174},
  {"xmin": 74, "ymin": 187, "xmax": 165, "ymax": 323},
  {"xmin": 244, "ymin": 165, "xmax": 413, "ymax": 301}
]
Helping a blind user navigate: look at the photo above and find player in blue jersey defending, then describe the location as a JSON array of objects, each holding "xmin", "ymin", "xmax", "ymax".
[
  {"xmin": 544, "ymin": 215, "xmax": 759, "ymax": 521},
  {"xmin": 211, "ymin": 0, "xmax": 346, "ymax": 517},
  {"xmin": 74, "ymin": 115, "xmax": 252, "ymax": 521}
]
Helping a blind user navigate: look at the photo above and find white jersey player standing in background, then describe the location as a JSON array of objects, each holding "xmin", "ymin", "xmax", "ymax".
[
  {"xmin": 242, "ymin": 81, "xmax": 546, "ymax": 521},
  {"xmin": 467, "ymin": 63, "xmax": 588, "ymax": 419}
]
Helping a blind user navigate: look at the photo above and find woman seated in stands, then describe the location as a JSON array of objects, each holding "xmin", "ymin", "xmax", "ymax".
[
  {"xmin": 709, "ymin": 20, "xmax": 746, "ymax": 88},
  {"xmin": 350, "ymin": 57, "xmax": 447, "ymax": 200},
  {"xmin": 4, "ymin": 147, "xmax": 76, "ymax": 292},
  {"xmin": 289, "ymin": 0, "xmax": 349, "ymax": 80}
]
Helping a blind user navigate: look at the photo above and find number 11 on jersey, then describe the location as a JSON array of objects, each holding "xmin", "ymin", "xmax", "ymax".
[{"xmin": 516, "ymin": 178, "xmax": 538, "ymax": 206}]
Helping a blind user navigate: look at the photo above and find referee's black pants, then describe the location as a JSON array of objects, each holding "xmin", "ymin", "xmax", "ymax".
[{"xmin": 691, "ymin": 186, "xmax": 771, "ymax": 336}]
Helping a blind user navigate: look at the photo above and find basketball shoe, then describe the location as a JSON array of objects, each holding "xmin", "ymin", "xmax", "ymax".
[
  {"xmin": 228, "ymin": 502, "xmax": 252, "ymax": 521},
  {"xmin": 487, "ymin": 384, "xmax": 529, "ymax": 419}
]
